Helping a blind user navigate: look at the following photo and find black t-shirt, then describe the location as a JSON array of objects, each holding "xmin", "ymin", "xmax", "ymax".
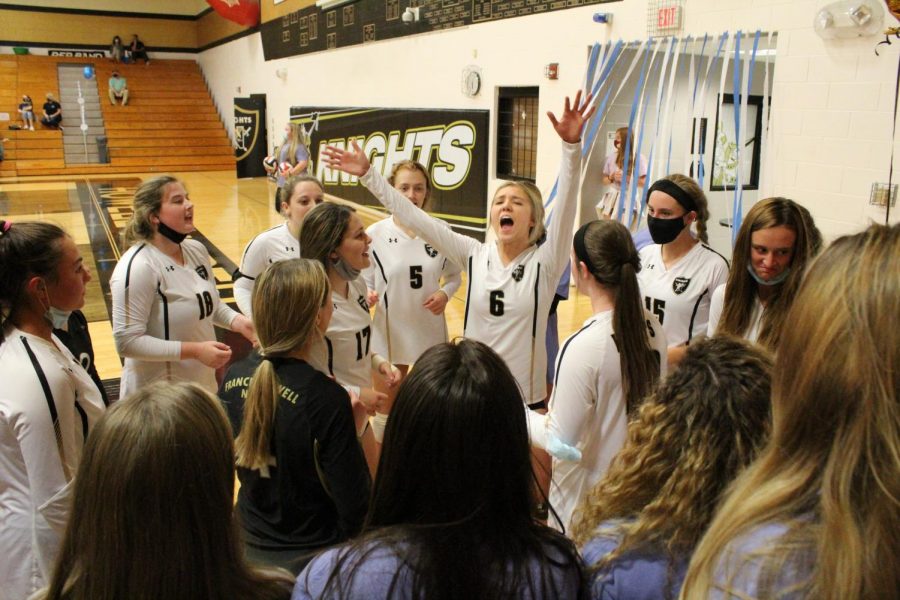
[
  {"xmin": 54, "ymin": 310, "xmax": 110, "ymax": 406},
  {"xmin": 43, "ymin": 101, "xmax": 61, "ymax": 116},
  {"xmin": 219, "ymin": 353, "xmax": 370, "ymax": 552}
]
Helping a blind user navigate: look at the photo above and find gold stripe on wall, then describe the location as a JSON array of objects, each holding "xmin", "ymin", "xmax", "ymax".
[{"xmin": 0, "ymin": 7, "xmax": 198, "ymax": 48}]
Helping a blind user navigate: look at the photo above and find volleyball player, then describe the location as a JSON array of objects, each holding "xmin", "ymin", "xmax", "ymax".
[
  {"xmin": 707, "ymin": 197, "xmax": 821, "ymax": 349},
  {"xmin": 362, "ymin": 160, "xmax": 461, "ymax": 387},
  {"xmin": 637, "ymin": 174, "xmax": 728, "ymax": 366},
  {"xmin": 300, "ymin": 202, "xmax": 398, "ymax": 445},
  {"xmin": 234, "ymin": 174, "xmax": 325, "ymax": 317},
  {"xmin": 110, "ymin": 176, "xmax": 255, "ymax": 396},
  {"xmin": 322, "ymin": 91, "xmax": 594, "ymax": 406},
  {"xmin": 0, "ymin": 221, "xmax": 106, "ymax": 599},
  {"xmin": 527, "ymin": 220, "xmax": 666, "ymax": 531}
]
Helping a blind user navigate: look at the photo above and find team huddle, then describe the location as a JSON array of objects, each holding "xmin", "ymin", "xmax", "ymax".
[{"xmin": 0, "ymin": 91, "xmax": 896, "ymax": 600}]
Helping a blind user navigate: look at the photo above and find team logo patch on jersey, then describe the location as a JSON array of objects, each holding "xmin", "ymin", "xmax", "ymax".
[
  {"xmin": 512, "ymin": 265, "xmax": 525, "ymax": 282},
  {"xmin": 672, "ymin": 277, "xmax": 691, "ymax": 295},
  {"xmin": 424, "ymin": 243, "xmax": 438, "ymax": 258},
  {"xmin": 195, "ymin": 265, "xmax": 210, "ymax": 280}
]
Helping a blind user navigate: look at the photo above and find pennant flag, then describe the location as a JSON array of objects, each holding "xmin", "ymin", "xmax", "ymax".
[{"xmin": 207, "ymin": 0, "xmax": 260, "ymax": 27}]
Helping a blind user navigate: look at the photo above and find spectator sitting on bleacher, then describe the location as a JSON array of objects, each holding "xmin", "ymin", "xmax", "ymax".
[
  {"xmin": 110, "ymin": 35, "xmax": 124, "ymax": 63},
  {"xmin": 18, "ymin": 95, "xmax": 35, "ymax": 131},
  {"xmin": 129, "ymin": 34, "xmax": 150, "ymax": 65},
  {"xmin": 40, "ymin": 93, "xmax": 62, "ymax": 130},
  {"xmin": 108, "ymin": 71, "xmax": 129, "ymax": 106}
]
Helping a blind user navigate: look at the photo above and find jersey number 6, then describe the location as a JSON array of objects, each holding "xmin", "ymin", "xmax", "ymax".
[{"xmin": 490, "ymin": 290, "xmax": 505, "ymax": 316}]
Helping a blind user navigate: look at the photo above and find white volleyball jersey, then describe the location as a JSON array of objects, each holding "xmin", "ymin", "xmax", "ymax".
[
  {"xmin": 363, "ymin": 217, "xmax": 462, "ymax": 365},
  {"xmin": 637, "ymin": 242, "xmax": 729, "ymax": 348},
  {"xmin": 360, "ymin": 141, "xmax": 581, "ymax": 404},
  {"xmin": 0, "ymin": 328, "xmax": 105, "ymax": 600},
  {"xmin": 707, "ymin": 283, "xmax": 763, "ymax": 343},
  {"xmin": 527, "ymin": 309, "xmax": 667, "ymax": 531},
  {"xmin": 308, "ymin": 277, "xmax": 374, "ymax": 389},
  {"xmin": 111, "ymin": 239, "xmax": 239, "ymax": 396},
  {"xmin": 233, "ymin": 222, "xmax": 301, "ymax": 317}
]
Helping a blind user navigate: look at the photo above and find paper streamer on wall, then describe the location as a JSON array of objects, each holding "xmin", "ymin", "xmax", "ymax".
[
  {"xmin": 662, "ymin": 36, "xmax": 691, "ymax": 177},
  {"xmin": 640, "ymin": 36, "xmax": 677, "ymax": 222},
  {"xmin": 617, "ymin": 40, "xmax": 653, "ymax": 223},
  {"xmin": 625, "ymin": 37, "xmax": 664, "ymax": 228},
  {"xmin": 731, "ymin": 31, "xmax": 745, "ymax": 245},
  {"xmin": 692, "ymin": 32, "xmax": 729, "ymax": 188},
  {"xmin": 757, "ymin": 32, "xmax": 774, "ymax": 196}
]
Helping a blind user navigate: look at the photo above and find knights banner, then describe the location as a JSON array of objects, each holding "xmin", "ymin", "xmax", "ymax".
[
  {"xmin": 234, "ymin": 95, "xmax": 267, "ymax": 179},
  {"xmin": 290, "ymin": 106, "xmax": 490, "ymax": 240}
]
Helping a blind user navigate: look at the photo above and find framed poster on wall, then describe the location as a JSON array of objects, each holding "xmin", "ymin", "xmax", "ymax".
[{"xmin": 711, "ymin": 93, "xmax": 764, "ymax": 191}]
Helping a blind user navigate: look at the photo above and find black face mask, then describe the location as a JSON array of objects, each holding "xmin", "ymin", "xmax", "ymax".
[
  {"xmin": 647, "ymin": 215, "xmax": 686, "ymax": 245},
  {"xmin": 157, "ymin": 219, "xmax": 188, "ymax": 244}
]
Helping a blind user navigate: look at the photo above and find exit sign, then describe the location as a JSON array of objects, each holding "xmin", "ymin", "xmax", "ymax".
[{"xmin": 657, "ymin": 5, "xmax": 683, "ymax": 30}]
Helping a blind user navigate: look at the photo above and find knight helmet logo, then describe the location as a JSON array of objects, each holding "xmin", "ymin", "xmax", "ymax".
[
  {"xmin": 512, "ymin": 265, "xmax": 525, "ymax": 282},
  {"xmin": 195, "ymin": 265, "xmax": 210, "ymax": 281},
  {"xmin": 424, "ymin": 243, "xmax": 438, "ymax": 258},
  {"xmin": 672, "ymin": 277, "xmax": 691, "ymax": 295}
]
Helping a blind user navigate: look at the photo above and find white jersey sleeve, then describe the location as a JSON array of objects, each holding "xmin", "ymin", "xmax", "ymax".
[
  {"xmin": 360, "ymin": 166, "xmax": 480, "ymax": 270},
  {"xmin": 637, "ymin": 242, "xmax": 729, "ymax": 347},
  {"xmin": 439, "ymin": 255, "xmax": 462, "ymax": 299},
  {"xmin": 536, "ymin": 141, "xmax": 583, "ymax": 285},
  {"xmin": 234, "ymin": 223, "xmax": 300, "ymax": 317},
  {"xmin": 707, "ymin": 283, "xmax": 726, "ymax": 337}
]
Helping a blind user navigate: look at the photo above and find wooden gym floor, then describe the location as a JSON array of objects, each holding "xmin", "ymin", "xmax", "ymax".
[{"xmin": 0, "ymin": 171, "xmax": 595, "ymax": 391}]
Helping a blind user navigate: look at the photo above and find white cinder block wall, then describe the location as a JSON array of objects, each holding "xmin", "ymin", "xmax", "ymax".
[{"xmin": 198, "ymin": 0, "xmax": 900, "ymax": 252}]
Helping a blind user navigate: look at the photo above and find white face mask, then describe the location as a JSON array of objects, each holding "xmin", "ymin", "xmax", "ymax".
[{"xmin": 41, "ymin": 283, "xmax": 71, "ymax": 329}]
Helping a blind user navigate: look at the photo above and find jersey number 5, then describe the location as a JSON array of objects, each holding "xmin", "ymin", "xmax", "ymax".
[
  {"xmin": 355, "ymin": 325, "xmax": 371, "ymax": 360},
  {"xmin": 195, "ymin": 291, "xmax": 213, "ymax": 320},
  {"xmin": 644, "ymin": 297, "xmax": 665, "ymax": 325},
  {"xmin": 409, "ymin": 265, "xmax": 423, "ymax": 289},
  {"xmin": 490, "ymin": 290, "xmax": 505, "ymax": 316}
]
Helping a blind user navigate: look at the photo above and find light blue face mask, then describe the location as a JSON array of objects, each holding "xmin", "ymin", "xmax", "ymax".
[
  {"xmin": 46, "ymin": 305, "xmax": 72, "ymax": 330},
  {"xmin": 332, "ymin": 257, "xmax": 361, "ymax": 281},
  {"xmin": 747, "ymin": 263, "xmax": 791, "ymax": 287}
]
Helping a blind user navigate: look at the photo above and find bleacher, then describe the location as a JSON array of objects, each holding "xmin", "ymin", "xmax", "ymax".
[{"xmin": 1, "ymin": 54, "xmax": 234, "ymax": 178}]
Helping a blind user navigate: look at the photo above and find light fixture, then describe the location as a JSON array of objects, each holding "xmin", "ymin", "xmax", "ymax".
[
  {"xmin": 315, "ymin": 0, "xmax": 357, "ymax": 11},
  {"xmin": 814, "ymin": 0, "xmax": 885, "ymax": 38}
]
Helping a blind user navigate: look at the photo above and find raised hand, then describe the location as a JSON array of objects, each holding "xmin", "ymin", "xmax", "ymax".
[
  {"xmin": 321, "ymin": 139, "xmax": 370, "ymax": 177},
  {"xmin": 547, "ymin": 90, "xmax": 595, "ymax": 144}
]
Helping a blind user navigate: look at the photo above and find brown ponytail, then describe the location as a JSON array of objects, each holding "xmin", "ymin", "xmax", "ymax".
[{"xmin": 577, "ymin": 220, "xmax": 661, "ymax": 414}]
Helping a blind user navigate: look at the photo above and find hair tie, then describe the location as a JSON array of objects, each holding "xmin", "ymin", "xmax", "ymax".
[
  {"xmin": 647, "ymin": 179, "xmax": 698, "ymax": 213},
  {"xmin": 0, "ymin": 221, "xmax": 10, "ymax": 234},
  {"xmin": 573, "ymin": 222, "xmax": 596, "ymax": 276}
]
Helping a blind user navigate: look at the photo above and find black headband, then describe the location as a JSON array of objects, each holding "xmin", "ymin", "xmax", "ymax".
[
  {"xmin": 647, "ymin": 179, "xmax": 698, "ymax": 213},
  {"xmin": 573, "ymin": 222, "xmax": 595, "ymax": 275}
]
